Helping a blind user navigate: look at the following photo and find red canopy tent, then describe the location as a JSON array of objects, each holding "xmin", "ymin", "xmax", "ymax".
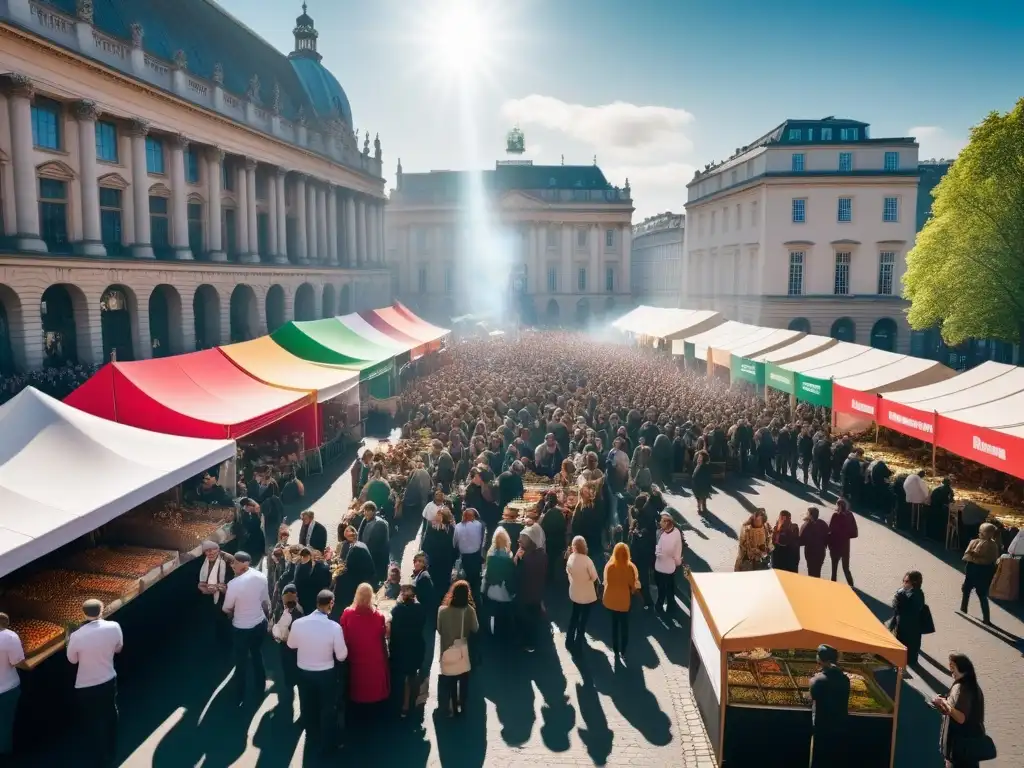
[
  {"xmin": 64, "ymin": 349, "xmax": 317, "ymax": 441},
  {"xmin": 392, "ymin": 301, "xmax": 449, "ymax": 341},
  {"xmin": 359, "ymin": 309, "xmax": 421, "ymax": 350}
]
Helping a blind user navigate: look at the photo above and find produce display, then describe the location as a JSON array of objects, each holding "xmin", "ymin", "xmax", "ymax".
[
  {"xmin": 8, "ymin": 618, "xmax": 64, "ymax": 657},
  {"xmin": 758, "ymin": 674, "xmax": 792, "ymax": 689},
  {"xmin": 727, "ymin": 669, "xmax": 756, "ymax": 686},
  {"xmin": 755, "ymin": 659, "xmax": 783, "ymax": 675},
  {"xmin": 729, "ymin": 686, "xmax": 765, "ymax": 704},
  {"xmin": 62, "ymin": 546, "xmax": 178, "ymax": 579},
  {"xmin": 106, "ymin": 502, "xmax": 235, "ymax": 553},
  {"xmin": 764, "ymin": 689, "xmax": 803, "ymax": 706}
]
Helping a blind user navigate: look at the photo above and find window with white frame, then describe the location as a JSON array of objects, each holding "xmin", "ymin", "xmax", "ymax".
[
  {"xmin": 145, "ymin": 136, "xmax": 165, "ymax": 174},
  {"xmin": 821, "ymin": 127, "xmax": 833, "ymax": 140},
  {"xmin": 788, "ymin": 128, "xmax": 802, "ymax": 140},
  {"xmin": 883, "ymin": 196, "xmax": 899, "ymax": 222},
  {"xmin": 884, "ymin": 151, "xmax": 899, "ymax": 171},
  {"xmin": 834, "ymin": 251, "xmax": 851, "ymax": 295},
  {"xmin": 547, "ymin": 266, "xmax": 558, "ymax": 292},
  {"xmin": 840, "ymin": 127, "xmax": 859, "ymax": 141},
  {"xmin": 730, "ymin": 169, "xmax": 737, "ymax": 186},
  {"xmin": 791, "ymin": 198, "xmax": 806, "ymax": 223},
  {"xmin": 576, "ymin": 228, "xmax": 587, "ymax": 248},
  {"xmin": 577, "ymin": 267, "xmax": 587, "ymax": 292},
  {"xmin": 32, "ymin": 97, "xmax": 62, "ymax": 150},
  {"xmin": 838, "ymin": 197, "xmax": 852, "ymax": 222},
  {"xmin": 605, "ymin": 229, "xmax": 614, "ymax": 248},
  {"xmin": 838, "ymin": 152, "xmax": 852, "ymax": 172},
  {"xmin": 735, "ymin": 203, "xmax": 742, "ymax": 229},
  {"xmin": 787, "ymin": 252, "xmax": 804, "ymax": 295},
  {"xmin": 605, "ymin": 266, "xmax": 614, "ymax": 292},
  {"xmin": 96, "ymin": 120, "xmax": 118, "ymax": 162},
  {"xmin": 792, "ymin": 153, "xmax": 805, "ymax": 172},
  {"xmin": 878, "ymin": 251, "xmax": 896, "ymax": 295}
]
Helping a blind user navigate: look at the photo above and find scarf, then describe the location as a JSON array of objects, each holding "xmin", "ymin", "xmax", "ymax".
[{"xmin": 199, "ymin": 556, "xmax": 226, "ymax": 605}]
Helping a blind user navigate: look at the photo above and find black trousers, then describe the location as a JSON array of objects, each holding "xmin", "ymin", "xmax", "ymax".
[
  {"xmin": 442, "ymin": 672, "xmax": 469, "ymax": 712},
  {"xmin": 517, "ymin": 602, "xmax": 543, "ymax": 649},
  {"xmin": 566, "ymin": 601, "xmax": 593, "ymax": 646},
  {"xmin": 278, "ymin": 644, "xmax": 299, "ymax": 712},
  {"xmin": 460, "ymin": 551, "xmax": 483, "ymax": 596},
  {"xmin": 297, "ymin": 667, "xmax": 338, "ymax": 752},
  {"xmin": 610, "ymin": 610, "xmax": 630, "ymax": 654},
  {"xmin": 636, "ymin": 560, "xmax": 654, "ymax": 606},
  {"xmin": 655, "ymin": 570, "xmax": 675, "ymax": 613},
  {"xmin": 77, "ymin": 679, "xmax": 118, "ymax": 767},
  {"xmin": 961, "ymin": 563, "xmax": 996, "ymax": 622},
  {"xmin": 232, "ymin": 620, "xmax": 268, "ymax": 701},
  {"xmin": 830, "ymin": 549, "xmax": 854, "ymax": 586}
]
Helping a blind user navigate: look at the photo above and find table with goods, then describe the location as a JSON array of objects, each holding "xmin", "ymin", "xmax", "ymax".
[
  {"xmin": 0, "ymin": 494, "xmax": 238, "ymax": 669},
  {"xmin": 722, "ymin": 648, "xmax": 897, "ymax": 767}
]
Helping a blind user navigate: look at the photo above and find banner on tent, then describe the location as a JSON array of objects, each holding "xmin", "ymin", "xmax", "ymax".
[
  {"xmin": 794, "ymin": 374, "xmax": 833, "ymax": 407},
  {"xmin": 832, "ymin": 384, "xmax": 880, "ymax": 419},
  {"xmin": 765, "ymin": 364, "xmax": 796, "ymax": 394},
  {"xmin": 877, "ymin": 400, "xmax": 935, "ymax": 442},
  {"xmin": 938, "ymin": 418, "xmax": 1024, "ymax": 481},
  {"xmin": 730, "ymin": 355, "xmax": 764, "ymax": 387},
  {"xmin": 359, "ymin": 359, "xmax": 394, "ymax": 383}
]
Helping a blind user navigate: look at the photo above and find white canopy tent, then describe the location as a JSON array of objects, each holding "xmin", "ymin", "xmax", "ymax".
[
  {"xmin": 727, "ymin": 328, "xmax": 808, "ymax": 362},
  {"xmin": 672, "ymin": 321, "xmax": 761, "ymax": 357},
  {"xmin": 613, "ymin": 306, "xmax": 723, "ymax": 341},
  {"xmin": 833, "ymin": 355, "xmax": 956, "ymax": 394},
  {"xmin": 0, "ymin": 387, "xmax": 235, "ymax": 578},
  {"xmin": 752, "ymin": 334, "xmax": 837, "ymax": 365}
]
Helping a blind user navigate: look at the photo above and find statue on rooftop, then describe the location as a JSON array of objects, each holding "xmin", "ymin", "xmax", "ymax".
[
  {"xmin": 271, "ymin": 81, "xmax": 281, "ymax": 115},
  {"xmin": 296, "ymin": 105, "xmax": 307, "ymax": 127},
  {"xmin": 76, "ymin": 0, "xmax": 94, "ymax": 24},
  {"xmin": 173, "ymin": 50, "xmax": 187, "ymax": 71},
  {"xmin": 213, "ymin": 62, "xmax": 224, "ymax": 86},
  {"xmin": 363, "ymin": 130, "xmax": 370, "ymax": 157},
  {"xmin": 374, "ymin": 133, "xmax": 381, "ymax": 161},
  {"xmin": 130, "ymin": 22, "xmax": 144, "ymax": 49},
  {"xmin": 247, "ymin": 74, "xmax": 261, "ymax": 104}
]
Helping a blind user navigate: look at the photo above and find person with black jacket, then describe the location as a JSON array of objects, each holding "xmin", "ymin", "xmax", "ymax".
[
  {"xmin": 271, "ymin": 584, "xmax": 304, "ymax": 717},
  {"xmin": 812, "ymin": 435, "xmax": 832, "ymax": 492},
  {"xmin": 298, "ymin": 510, "xmax": 328, "ymax": 554},
  {"xmin": 797, "ymin": 427, "xmax": 814, "ymax": 484},
  {"xmin": 239, "ymin": 498, "xmax": 266, "ymax": 567},
  {"xmin": 628, "ymin": 493, "xmax": 659, "ymax": 608},
  {"xmin": 356, "ymin": 501, "xmax": 391, "ymax": 586}
]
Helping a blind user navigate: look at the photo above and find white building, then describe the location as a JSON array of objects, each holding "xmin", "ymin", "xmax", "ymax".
[
  {"xmin": 0, "ymin": 1, "xmax": 391, "ymax": 375},
  {"xmin": 684, "ymin": 117, "xmax": 919, "ymax": 353},
  {"xmin": 631, "ymin": 212, "xmax": 683, "ymax": 308},
  {"xmin": 385, "ymin": 129, "xmax": 634, "ymax": 327}
]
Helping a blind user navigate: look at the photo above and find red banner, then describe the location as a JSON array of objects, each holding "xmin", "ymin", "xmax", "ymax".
[
  {"xmin": 936, "ymin": 418, "xmax": 1024, "ymax": 480},
  {"xmin": 832, "ymin": 384, "xmax": 880, "ymax": 419},
  {"xmin": 877, "ymin": 398, "xmax": 936, "ymax": 443}
]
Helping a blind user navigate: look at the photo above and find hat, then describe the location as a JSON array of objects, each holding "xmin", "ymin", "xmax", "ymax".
[
  {"xmin": 817, "ymin": 644, "xmax": 839, "ymax": 664},
  {"xmin": 281, "ymin": 583, "xmax": 298, "ymax": 596}
]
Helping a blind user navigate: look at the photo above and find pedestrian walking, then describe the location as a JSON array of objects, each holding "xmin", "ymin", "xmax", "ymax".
[
  {"xmin": 809, "ymin": 644, "xmax": 850, "ymax": 768},
  {"xmin": 691, "ymin": 450, "xmax": 713, "ymax": 515},
  {"xmin": 960, "ymin": 523, "xmax": 1001, "ymax": 625},
  {"xmin": 0, "ymin": 613, "xmax": 25, "ymax": 757},
  {"xmin": 270, "ymin": 584, "xmax": 304, "ymax": 716},
  {"xmin": 222, "ymin": 551, "xmax": 271, "ymax": 704},
  {"xmin": 934, "ymin": 653, "xmax": 995, "ymax": 767},
  {"xmin": 828, "ymin": 498, "xmax": 858, "ymax": 586},
  {"xmin": 771, "ymin": 510, "xmax": 801, "ymax": 573},
  {"xmin": 481, "ymin": 529, "xmax": 516, "ymax": 638},
  {"xmin": 654, "ymin": 511, "xmax": 684, "ymax": 615},
  {"xmin": 288, "ymin": 589, "xmax": 347, "ymax": 756},
  {"xmin": 799, "ymin": 507, "xmax": 829, "ymax": 578},
  {"xmin": 454, "ymin": 507, "xmax": 486, "ymax": 600},
  {"xmin": 387, "ymin": 582, "xmax": 427, "ymax": 718},
  {"xmin": 437, "ymin": 580, "xmax": 479, "ymax": 717},
  {"xmin": 602, "ymin": 542, "xmax": 639, "ymax": 664},
  {"xmin": 628, "ymin": 493, "xmax": 658, "ymax": 608},
  {"xmin": 565, "ymin": 536, "xmax": 599, "ymax": 651},
  {"xmin": 66, "ymin": 599, "xmax": 123, "ymax": 768},
  {"xmin": 339, "ymin": 583, "xmax": 391, "ymax": 719},
  {"xmin": 888, "ymin": 571, "xmax": 928, "ymax": 667}
]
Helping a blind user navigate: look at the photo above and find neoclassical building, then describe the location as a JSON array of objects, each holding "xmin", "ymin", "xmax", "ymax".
[
  {"xmin": 385, "ymin": 129, "xmax": 634, "ymax": 326},
  {"xmin": 0, "ymin": 0, "xmax": 391, "ymax": 374},
  {"xmin": 631, "ymin": 212, "xmax": 683, "ymax": 308}
]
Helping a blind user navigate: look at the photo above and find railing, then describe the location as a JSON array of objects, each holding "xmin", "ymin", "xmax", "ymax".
[
  {"xmin": 144, "ymin": 55, "xmax": 169, "ymax": 77},
  {"xmin": 187, "ymin": 78, "xmax": 208, "ymax": 98},
  {"xmin": 29, "ymin": 1, "xmax": 74, "ymax": 36},
  {"xmin": 92, "ymin": 30, "xmax": 130, "ymax": 61}
]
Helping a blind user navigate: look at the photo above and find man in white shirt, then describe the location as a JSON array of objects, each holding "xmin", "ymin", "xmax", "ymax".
[
  {"xmin": 288, "ymin": 589, "xmax": 348, "ymax": 756},
  {"xmin": 0, "ymin": 613, "xmax": 25, "ymax": 756},
  {"xmin": 903, "ymin": 470, "xmax": 930, "ymax": 533},
  {"xmin": 453, "ymin": 507, "xmax": 486, "ymax": 598},
  {"xmin": 420, "ymin": 487, "xmax": 446, "ymax": 535},
  {"xmin": 271, "ymin": 583, "xmax": 303, "ymax": 717},
  {"xmin": 654, "ymin": 512, "xmax": 684, "ymax": 617},
  {"xmin": 66, "ymin": 599, "xmax": 123, "ymax": 767},
  {"xmin": 222, "ymin": 551, "xmax": 270, "ymax": 705}
]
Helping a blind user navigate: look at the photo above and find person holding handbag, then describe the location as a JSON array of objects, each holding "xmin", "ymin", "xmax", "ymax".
[
  {"xmin": 888, "ymin": 570, "xmax": 931, "ymax": 667},
  {"xmin": 602, "ymin": 543, "xmax": 639, "ymax": 665},
  {"xmin": 565, "ymin": 536, "xmax": 599, "ymax": 652},
  {"xmin": 934, "ymin": 653, "xmax": 996, "ymax": 767},
  {"xmin": 437, "ymin": 580, "xmax": 479, "ymax": 717}
]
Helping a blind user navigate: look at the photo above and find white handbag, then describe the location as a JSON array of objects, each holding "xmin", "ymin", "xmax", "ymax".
[{"xmin": 440, "ymin": 609, "xmax": 471, "ymax": 676}]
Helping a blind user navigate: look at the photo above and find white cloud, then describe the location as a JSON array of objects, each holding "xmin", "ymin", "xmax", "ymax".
[{"xmin": 909, "ymin": 126, "xmax": 967, "ymax": 161}]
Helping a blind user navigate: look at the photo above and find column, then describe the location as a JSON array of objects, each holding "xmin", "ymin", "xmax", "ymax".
[
  {"xmin": 367, "ymin": 204, "xmax": 379, "ymax": 266},
  {"xmin": 128, "ymin": 119, "xmax": 154, "ymax": 258},
  {"xmin": 345, "ymin": 195, "xmax": 357, "ymax": 267},
  {"xmin": 327, "ymin": 186, "xmax": 339, "ymax": 265},
  {"xmin": 560, "ymin": 223, "xmax": 572, "ymax": 293},
  {"xmin": 306, "ymin": 180, "xmax": 318, "ymax": 263},
  {"xmin": 275, "ymin": 169, "xmax": 288, "ymax": 262},
  {"xmin": 243, "ymin": 157, "xmax": 258, "ymax": 263},
  {"xmin": 206, "ymin": 148, "xmax": 226, "ymax": 261},
  {"xmin": 378, "ymin": 202, "xmax": 386, "ymax": 264},
  {"xmin": 73, "ymin": 100, "xmax": 105, "ymax": 256},
  {"xmin": 235, "ymin": 162, "xmax": 249, "ymax": 258},
  {"xmin": 294, "ymin": 173, "xmax": 308, "ymax": 264},
  {"xmin": 533, "ymin": 225, "xmax": 545, "ymax": 293},
  {"xmin": 0, "ymin": 74, "xmax": 45, "ymax": 251},
  {"xmin": 267, "ymin": 167, "xmax": 278, "ymax": 261},
  {"xmin": 356, "ymin": 197, "xmax": 367, "ymax": 266},
  {"xmin": 169, "ymin": 135, "xmax": 193, "ymax": 260},
  {"xmin": 620, "ymin": 224, "xmax": 632, "ymax": 296},
  {"xmin": 589, "ymin": 224, "xmax": 600, "ymax": 294},
  {"xmin": 316, "ymin": 185, "xmax": 328, "ymax": 263}
]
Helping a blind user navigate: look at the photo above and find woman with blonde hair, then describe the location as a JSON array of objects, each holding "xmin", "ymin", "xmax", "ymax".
[
  {"xmin": 565, "ymin": 536, "xmax": 599, "ymax": 651},
  {"xmin": 339, "ymin": 583, "xmax": 390, "ymax": 717},
  {"xmin": 482, "ymin": 527, "xmax": 516, "ymax": 637},
  {"xmin": 960, "ymin": 522, "xmax": 1001, "ymax": 624},
  {"xmin": 603, "ymin": 542, "xmax": 639, "ymax": 663}
]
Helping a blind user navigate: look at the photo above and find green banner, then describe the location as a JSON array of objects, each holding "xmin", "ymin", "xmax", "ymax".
[
  {"xmin": 684, "ymin": 341, "xmax": 696, "ymax": 363},
  {"xmin": 730, "ymin": 355, "xmax": 765, "ymax": 387},
  {"xmin": 359, "ymin": 359, "xmax": 394, "ymax": 383},
  {"xmin": 795, "ymin": 374, "xmax": 833, "ymax": 407},
  {"xmin": 765, "ymin": 363, "xmax": 795, "ymax": 394}
]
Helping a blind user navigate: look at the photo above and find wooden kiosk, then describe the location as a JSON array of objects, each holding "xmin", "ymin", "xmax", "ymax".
[{"xmin": 687, "ymin": 570, "xmax": 907, "ymax": 768}]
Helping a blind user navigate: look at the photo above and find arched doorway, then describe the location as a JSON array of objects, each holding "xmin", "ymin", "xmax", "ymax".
[
  {"xmin": 193, "ymin": 285, "xmax": 220, "ymax": 350},
  {"xmin": 229, "ymin": 284, "xmax": 258, "ymax": 342},
  {"xmin": 339, "ymin": 283, "xmax": 352, "ymax": 315},
  {"xmin": 0, "ymin": 285, "xmax": 22, "ymax": 374},
  {"xmin": 545, "ymin": 298, "xmax": 560, "ymax": 325},
  {"xmin": 295, "ymin": 283, "xmax": 316, "ymax": 321},
  {"xmin": 575, "ymin": 297, "xmax": 590, "ymax": 327},
  {"xmin": 41, "ymin": 284, "xmax": 83, "ymax": 367},
  {"xmin": 265, "ymin": 285, "xmax": 286, "ymax": 333},
  {"xmin": 148, "ymin": 285, "xmax": 182, "ymax": 357},
  {"xmin": 788, "ymin": 317, "xmax": 811, "ymax": 333},
  {"xmin": 830, "ymin": 317, "xmax": 856, "ymax": 343},
  {"xmin": 100, "ymin": 285, "xmax": 135, "ymax": 362},
  {"xmin": 322, "ymin": 284, "xmax": 337, "ymax": 319},
  {"xmin": 870, "ymin": 318, "xmax": 897, "ymax": 352}
]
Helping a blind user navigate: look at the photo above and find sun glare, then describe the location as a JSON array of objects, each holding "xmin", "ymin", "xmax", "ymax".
[{"xmin": 419, "ymin": 0, "xmax": 503, "ymax": 82}]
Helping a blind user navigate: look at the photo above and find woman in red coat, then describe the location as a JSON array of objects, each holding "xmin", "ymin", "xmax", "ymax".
[
  {"xmin": 340, "ymin": 582, "xmax": 390, "ymax": 716},
  {"xmin": 828, "ymin": 497, "xmax": 858, "ymax": 586}
]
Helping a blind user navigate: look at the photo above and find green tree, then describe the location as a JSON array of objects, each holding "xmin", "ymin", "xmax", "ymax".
[{"xmin": 903, "ymin": 97, "xmax": 1024, "ymax": 346}]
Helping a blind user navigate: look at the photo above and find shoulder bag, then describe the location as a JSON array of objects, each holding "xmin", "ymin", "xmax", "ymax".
[
  {"xmin": 919, "ymin": 602, "xmax": 936, "ymax": 634},
  {"xmin": 955, "ymin": 733, "xmax": 998, "ymax": 762},
  {"xmin": 440, "ymin": 609, "xmax": 471, "ymax": 676}
]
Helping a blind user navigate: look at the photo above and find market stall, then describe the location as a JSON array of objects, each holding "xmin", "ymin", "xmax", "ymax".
[
  {"xmin": 727, "ymin": 328, "xmax": 808, "ymax": 388},
  {"xmin": 764, "ymin": 341, "xmax": 869, "ymax": 401},
  {"xmin": 393, "ymin": 301, "xmax": 451, "ymax": 343},
  {"xmin": 673, "ymin": 321, "xmax": 762, "ymax": 366},
  {"xmin": 831, "ymin": 355, "xmax": 956, "ymax": 429},
  {"xmin": 612, "ymin": 306, "xmax": 724, "ymax": 347},
  {"xmin": 688, "ymin": 570, "xmax": 906, "ymax": 768},
  {"xmin": 65, "ymin": 349, "xmax": 318, "ymax": 442}
]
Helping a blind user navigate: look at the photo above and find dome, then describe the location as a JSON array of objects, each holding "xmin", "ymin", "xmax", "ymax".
[{"xmin": 289, "ymin": 57, "xmax": 353, "ymax": 126}]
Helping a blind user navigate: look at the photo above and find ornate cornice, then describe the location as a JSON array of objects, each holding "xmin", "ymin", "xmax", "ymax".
[
  {"xmin": 174, "ymin": 134, "xmax": 190, "ymax": 150},
  {"xmin": 0, "ymin": 73, "xmax": 34, "ymax": 98},
  {"xmin": 73, "ymin": 99, "xmax": 99, "ymax": 121},
  {"xmin": 245, "ymin": 157, "xmax": 258, "ymax": 171},
  {"xmin": 126, "ymin": 117, "xmax": 150, "ymax": 137}
]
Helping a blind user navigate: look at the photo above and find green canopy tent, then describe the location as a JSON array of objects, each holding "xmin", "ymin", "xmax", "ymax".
[
  {"xmin": 765, "ymin": 342, "xmax": 872, "ymax": 405},
  {"xmin": 727, "ymin": 329, "xmax": 808, "ymax": 387}
]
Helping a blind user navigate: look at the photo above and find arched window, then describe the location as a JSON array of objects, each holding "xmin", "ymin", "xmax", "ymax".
[
  {"xmin": 830, "ymin": 317, "xmax": 856, "ymax": 343},
  {"xmin": 788, "ymin": 317, "xmax": 811, "ymax": 333},
  {"xmin": 870, "ymin": 318, "xmax": 897, "ymax": 352}
]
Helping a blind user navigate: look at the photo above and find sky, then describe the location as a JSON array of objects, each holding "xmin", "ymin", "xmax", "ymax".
[{"xmin": 218, "ymin": 0, "xmax": 1024, "ymax": 221}]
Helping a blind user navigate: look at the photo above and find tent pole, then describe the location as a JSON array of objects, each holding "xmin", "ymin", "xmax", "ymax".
[
  {"xmin": 889, "ymin": 666, "xmax": 903, "ymax": 768},
  {"xmin": 931, "ymin": 410, "xmax": 939, "ymax": 476}
]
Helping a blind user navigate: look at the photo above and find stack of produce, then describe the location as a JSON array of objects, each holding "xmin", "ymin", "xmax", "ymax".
[
  {"xmin": 8, "ymin": 617, "xmax": 65, "ymax": 658},
  {"xmin": 1, "ymin": 570, "xmax": 132, "ymax": 625},
  {"xmin": 62, "ymin": 546, "xmax": 178, "ymax": 580},
  {"xmin": 107, "ymin": 502, "xmax": 235, "ymax": 553}
]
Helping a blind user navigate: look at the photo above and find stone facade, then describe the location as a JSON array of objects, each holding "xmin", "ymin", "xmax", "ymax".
[{"xmin": 631, "ymin": 212, "xmax": 684, "ymax": 308}]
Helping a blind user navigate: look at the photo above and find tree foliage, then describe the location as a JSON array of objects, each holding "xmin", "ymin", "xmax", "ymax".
[{"xmin": 903, "ymin": 97, "xmax": 1024, "ymax": 346}]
